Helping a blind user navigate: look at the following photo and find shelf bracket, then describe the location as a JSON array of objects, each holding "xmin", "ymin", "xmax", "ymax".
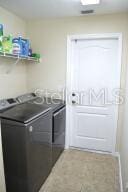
[{"xmin": 6, "ymin": 57, "xmax": 20, "ymax": 74}]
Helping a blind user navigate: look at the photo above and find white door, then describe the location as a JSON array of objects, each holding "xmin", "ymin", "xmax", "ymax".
[{"xmin": 69, "ymin": 37, "xmax": 121, "ymax": 153}]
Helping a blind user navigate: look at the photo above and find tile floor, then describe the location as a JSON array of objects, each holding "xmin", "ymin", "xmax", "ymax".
[{"xmin": 40, "ymin": 149, "xmax": 120, "ymax": 192}]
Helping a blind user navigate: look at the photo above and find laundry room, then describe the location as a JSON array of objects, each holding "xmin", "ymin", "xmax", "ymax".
[{"xmin": 0, "ymin": 0, "xmax": 128, "ymax": 192}]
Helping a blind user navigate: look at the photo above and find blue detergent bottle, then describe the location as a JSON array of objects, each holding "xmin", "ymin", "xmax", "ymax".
[{"xmin": 21, "ymin": 38, "xmax": 30, "ymax": 57}]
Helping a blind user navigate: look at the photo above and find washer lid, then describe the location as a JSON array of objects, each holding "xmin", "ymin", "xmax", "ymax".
[{"xmin": 1, "ymin": 103, "xmax": 51, "ymax": 124}]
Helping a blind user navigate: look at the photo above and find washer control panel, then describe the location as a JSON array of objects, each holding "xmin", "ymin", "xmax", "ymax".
[
  {"xmin": 17, "ymin": 93, "xmax": 37, "ymax": 104},
  {"xmin": 0, "ymin": 98, "xmax": 18, "ymax": 111}
]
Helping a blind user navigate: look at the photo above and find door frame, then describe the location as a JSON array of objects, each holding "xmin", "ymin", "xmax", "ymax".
[{"xmin": 66, "ymin": 33, "xmax": 122, "ymax": 154}]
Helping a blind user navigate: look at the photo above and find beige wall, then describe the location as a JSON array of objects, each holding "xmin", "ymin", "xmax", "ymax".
[
  {"xmin": 27, "ymin": 13, "xmax": 128, "ymax": 148},
  {"xmin": 121, "ymin": 98, "xmax": 128, "ymax": 190},
  {"xmin": 120, "ymin": 13, "xmax": 128, "ymax": 190},
  {"xmin": 27, "ymin": 13, "xmax": 128, "ymax": 91},
  {"xmin": 27, "ymin": 13, "xmax": 128, "ymax": 189},
  {"xmin": 0, "ymin": 6, "xmax": 27, "ymax": 99},
  {"xmin": 120, "ymin": 69, "xmax": 128, "ymax": 189},
  {"xmin": 0, "ymin": 6, "xmax": 27, "ymax": 192}
]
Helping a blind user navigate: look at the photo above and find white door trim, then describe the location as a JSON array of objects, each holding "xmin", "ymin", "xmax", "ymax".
[{"xmin": 66, "ymin": 33, "xmax": 122, "ymax": 154}]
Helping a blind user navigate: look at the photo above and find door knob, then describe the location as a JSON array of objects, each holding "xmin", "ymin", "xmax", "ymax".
[
  {"xmin": 72, "ymin": 100, "xmax": 76, "ymax": 104},
  {"xmin": 72, "ymin": 93, "xmax": 76, "ymax": 97}
]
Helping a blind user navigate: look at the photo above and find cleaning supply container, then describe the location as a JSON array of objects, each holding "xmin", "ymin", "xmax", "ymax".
[
  {"xmin": 28, "ymin": 48, "xmax": 32, "ymax": 57},
  {"xmin": 31, "ymin": 53, "xmax": 41, "ymax": 59},
  {"xmin": 0, "ymin": 36, "xmax": 3, "ymax": 52},
  {"xmin": 12, "ymin": 37, "xmax": 22, "ymax": 55},
  {"xmin": 21, "ymin": 38, "xmax": 29, "ymax": 57},
  {"xmin": 2, "ymin": 35, "xmax": 13, "ymax": 54},
  {"xmin": 12, "ymin": 37, "xmax": 30, "ymax": 57},
  {"xmin": 0, "ymin": 24, "xmax": 3, "ymax": 36}
]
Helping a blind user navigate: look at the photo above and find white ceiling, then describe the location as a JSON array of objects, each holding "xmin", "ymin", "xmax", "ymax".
[{"xmin": 0, "ymin": 0, "xmax": 128, "ymax": 20}]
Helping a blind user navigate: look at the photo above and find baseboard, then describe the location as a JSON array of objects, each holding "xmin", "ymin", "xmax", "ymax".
[
  {"xmin": 69, "ymin": 146, "xmax": 113, "ymax": 155},
  {"xmin": 115, "ymin": 152, "xmax": 123, "ymax": 192}
]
